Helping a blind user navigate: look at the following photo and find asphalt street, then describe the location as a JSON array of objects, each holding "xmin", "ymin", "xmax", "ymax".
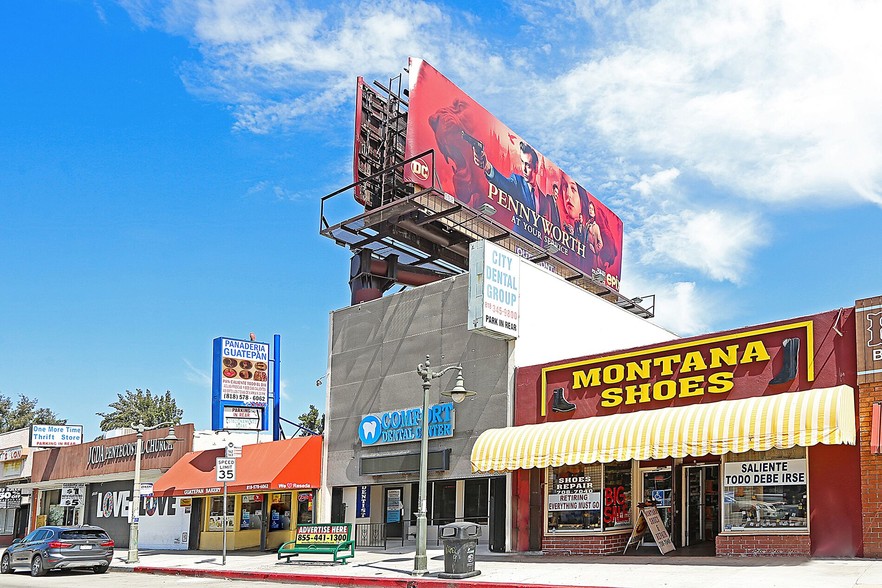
[{"xmin": 0, "ymin": 568, "xmax": 339, "ymax": 587}]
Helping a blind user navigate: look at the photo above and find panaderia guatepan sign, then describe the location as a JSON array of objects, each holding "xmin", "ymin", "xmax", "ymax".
[{"xmin": 538, "ymin": 321, "xmax": 815, "ymax": 418}]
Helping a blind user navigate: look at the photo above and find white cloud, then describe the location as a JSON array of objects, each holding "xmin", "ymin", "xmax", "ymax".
[
  {"xmin": 245, "ymin": 179, "xmax": 304, "ymax": 201},
  {"xmin": 631, "ymin": 167, "xmax": 680, "ymax": 198},
  {"xmin": 617, "ymin": 267, "xmax": 724, "ymax": 336},
  {"xmin": 120, "ymin": 0, "xmax": 501, "ymax": 133},
  {"xmin": 631, "ymin": 208, "xmax": 765, "ymax": 284},
  {"xmin": 546, "ymin": 0, "xmax": 882, "ymax": 206},
  {"xmin": 183, "ymin": 358, "xmax": 211, "ymax": 387},
  {"xmin": 649, "ymin": 282, "xmax": 715, "ymax": 336},
  {"xmin": 113, "ymin": 0, "xmax": 881, "ymax": 291}
]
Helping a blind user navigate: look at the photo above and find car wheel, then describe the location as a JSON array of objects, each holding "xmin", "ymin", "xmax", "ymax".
[
  {"xmin": 0, "ymin": 553, "xmax": 12, "ymax": 574},
  {"xmin": 30, "ymin": 554, "xmax": 47, "ymax": 577},
  {"xmin": 93, "ymin": 564, "xmax": 109, "ymax": 574}
]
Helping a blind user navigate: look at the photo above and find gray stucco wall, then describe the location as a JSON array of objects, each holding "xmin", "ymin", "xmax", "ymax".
[{"xmin": 326, "ymin": 274, "xmax": 510, "ymax": 489}]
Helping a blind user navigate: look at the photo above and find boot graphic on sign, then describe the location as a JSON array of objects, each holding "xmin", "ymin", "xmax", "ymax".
[
  {"xmin": 769, "ymin": 337, "xmax": 800, "ymax": 385},
  {"xmin": 551, "ymin": 388, "xmax": 576, "ymax": 413}
]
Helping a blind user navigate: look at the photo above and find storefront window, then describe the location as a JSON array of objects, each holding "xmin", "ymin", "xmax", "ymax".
[
  {"xmin": 296, "ymin": 491, "xmax": 314, "ymax": 525},
  {"xmin": 603, "ymin": 462, "xmax": 632, "ymax": 529},
  {"xmin": 547, "ymin": 464, "xmax": 602, "ymax": 531},
  {"xmin": 3, "ymin": 459, "xmax": 24, "ymax": 477},
  {"xmin": 208, "ymin": 496, "xmax": 235, "ymax": 532},
  {"xmin": 410, "ymin": 482, "xmax": 433, "ymax": 525},
  {"xmin": 432, "ymin": 481, "xmax": 456, "ymax": 526},
  {"xmin": 0, "ymin": 509, "xmax": 14, "ymax": 535},
  {"xmin": 269, "ymin": 493, "xmax": 292, "ymax": 531},
  {"xmin": 41, "ymin": 489, "xmax": 78, "ymax": 526},
  {"xmin": 722, "ymin": 448, "xmax": 807, "ymax": 532},
  {"xmin": 547, "ymin": 462, "xmax": 633, "ymax": 532},
  {"xmin": 464, "ymin": 479, "xmax": 489, "ymax": 525},
  {"xmin": 240, "ymin": 494, "xmax": 263, "ymax": 530}
]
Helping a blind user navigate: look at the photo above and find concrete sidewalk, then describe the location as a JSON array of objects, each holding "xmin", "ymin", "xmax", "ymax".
[{"xmin": 108, "ymin": 543, "xmax": 882, "ymax": 588}]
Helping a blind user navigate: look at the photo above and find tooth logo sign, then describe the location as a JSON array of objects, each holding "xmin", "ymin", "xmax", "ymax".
[{"xmin": 358, "ymin": 415, "xmax": 382, "ymax": 445}]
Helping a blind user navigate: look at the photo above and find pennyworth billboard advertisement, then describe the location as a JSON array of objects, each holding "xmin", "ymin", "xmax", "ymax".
[{"xmin": 403, "ymin": 58, "xmax": 623, "ymax": 290}]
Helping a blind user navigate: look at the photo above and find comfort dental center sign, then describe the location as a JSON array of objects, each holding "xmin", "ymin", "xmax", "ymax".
[
  {"xmin": 541, "ymin": 321, "xmax": 814, "ymax": 416},
  {"xmin": 358, "ymin": 403, "xmax": 455, "ymax": 446}
]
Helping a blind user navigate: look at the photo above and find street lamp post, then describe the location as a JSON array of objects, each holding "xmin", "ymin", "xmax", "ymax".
[
  {"xmin": 127, "ymin": 420, "xmax": 179, "ymax": 564},
  {"xmin": 413, "ymin": 355, "xmax": 475, "ymax": 576}
]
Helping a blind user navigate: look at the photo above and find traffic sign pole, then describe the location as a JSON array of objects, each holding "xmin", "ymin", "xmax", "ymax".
[
  {"xmin": 223, "ymin": 480, "xmax": 227, "ymax": 565},
  {"xmin": 216, "ymin": 456, "xmax": 237, "ymax": 566}
]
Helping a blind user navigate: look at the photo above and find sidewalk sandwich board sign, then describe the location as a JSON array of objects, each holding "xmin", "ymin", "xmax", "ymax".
[{"xmin": 623, "ymin": 503, "xmax": 675, "ymax": 554}]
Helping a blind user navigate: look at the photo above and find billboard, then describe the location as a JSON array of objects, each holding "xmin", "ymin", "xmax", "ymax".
[
  {"xmin": 403, "ymin": 58, "xmax": 623, "ymax": 290},
  {"xmin": 211, "ymin": 337, "xmax": 270, "ymax": 431}
]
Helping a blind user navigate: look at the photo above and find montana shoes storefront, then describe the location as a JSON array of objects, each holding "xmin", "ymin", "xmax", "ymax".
[{"xmin": 473, "ymin": 308, "xmax": 863, "ymax": 557}]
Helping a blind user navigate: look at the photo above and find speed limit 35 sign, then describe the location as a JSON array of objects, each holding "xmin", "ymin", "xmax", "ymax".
[{"xmin": 216, "ymin": 457, "xmax": 236, "ymax": 482}]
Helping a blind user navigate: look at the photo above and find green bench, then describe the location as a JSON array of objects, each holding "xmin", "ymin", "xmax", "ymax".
[{"xmin": 278, "ymin": 523, "xmax": 354, "ymax": 564}]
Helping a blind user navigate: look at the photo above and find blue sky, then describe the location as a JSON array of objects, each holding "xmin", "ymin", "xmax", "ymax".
[{"xmin": 3, "ymin": 0, "xmax": 881, "ymax": 436}]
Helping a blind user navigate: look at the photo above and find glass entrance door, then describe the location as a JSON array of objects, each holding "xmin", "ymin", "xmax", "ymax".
[
  {"xmin": 641, "ymin": 469, "xmax": 673, "ymax": 535},
  {"xmin": 683, "ymin": 465, "xmax": 719, "ymax": 546},
  {"xmin": 384, "ymin": 487, "xmax": 403, "ymax": 538}
]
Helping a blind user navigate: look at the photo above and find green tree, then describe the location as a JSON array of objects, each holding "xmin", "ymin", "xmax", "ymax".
[
  {"xmin": 0, "ymin": 393, "xmax": 65, "ymax": 433},
  {"xmin": 97, "ymin": 389, "xmax": 183, "ymax": 431},
  {"xmin": 296, "ymin": 404, "xmax": 324, "ymax": 435}
]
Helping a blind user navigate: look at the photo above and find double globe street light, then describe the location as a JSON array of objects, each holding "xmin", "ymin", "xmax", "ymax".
[
  {"xmin": 127, "ymin": 420, "xmax": 179, "ymax": 564},
  {"xmin": 413, "ymin": 355, "xmax": 476, "ymax": 576}
]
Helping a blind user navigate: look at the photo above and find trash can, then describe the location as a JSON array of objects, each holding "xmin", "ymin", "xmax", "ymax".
[{"xmin": 438, "ymin": 522, "xmax": 481, "ymax": 579}]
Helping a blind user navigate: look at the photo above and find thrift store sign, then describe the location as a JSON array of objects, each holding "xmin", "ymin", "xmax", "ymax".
[{"xmin": 724, "ymin": 459, "xmax": 807, "ymax": 486}]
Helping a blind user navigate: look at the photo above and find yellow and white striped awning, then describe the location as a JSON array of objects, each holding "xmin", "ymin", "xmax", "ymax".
[{"xmin": 471, "ymin": 386, "xmax": 855, "ymax": 473}]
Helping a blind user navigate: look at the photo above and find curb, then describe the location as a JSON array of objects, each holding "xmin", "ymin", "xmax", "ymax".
[{"xmin": 129, "ymin": 565, "xmax": 612, "ymax": 588}]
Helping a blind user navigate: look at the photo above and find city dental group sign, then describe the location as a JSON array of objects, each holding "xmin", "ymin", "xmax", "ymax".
[
  {"xmin": 211, "ymin": 337, "xmax": 270, "ymax": 431},
  {"xmin": 468, "ymin": 240, "xmax": 520, "ymax": 340},
  {"xmin": 358, "ymin": 403, "xmax": 455, "ymax": 446}
]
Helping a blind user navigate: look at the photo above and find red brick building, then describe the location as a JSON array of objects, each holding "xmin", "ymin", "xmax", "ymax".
[{"xmin": 473, "ymin": 303, "xmax": 870, "ymax": 557}]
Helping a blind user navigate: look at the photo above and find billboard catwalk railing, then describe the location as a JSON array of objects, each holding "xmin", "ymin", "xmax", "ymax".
[{"xmin": 319, "ymin": 149, "xmax": 654, "ymax": 317}]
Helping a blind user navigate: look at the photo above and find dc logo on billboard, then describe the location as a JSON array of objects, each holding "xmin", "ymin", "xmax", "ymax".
[
  {"xmin": 410, "ymin": 159, "xmax": 430, "ymax": 181},
  {"xmin": 358, "ymin": 415, "xmax": 382, "ymax": 445},
  {"xmin": 867, "ymin": 312, "xmax": 882, "ymax": 347}
]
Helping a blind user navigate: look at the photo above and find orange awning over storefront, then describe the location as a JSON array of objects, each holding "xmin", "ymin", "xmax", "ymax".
[{"xmin": 154, "ymin": 436, "xmax": 322, "ymax": 496}]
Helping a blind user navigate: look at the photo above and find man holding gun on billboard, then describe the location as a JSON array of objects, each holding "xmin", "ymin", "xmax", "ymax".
[{"xmin": 466, "ymin": 131, "xmax": 558, "ymax": 244}]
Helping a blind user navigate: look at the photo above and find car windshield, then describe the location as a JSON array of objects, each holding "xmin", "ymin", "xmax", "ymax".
[{"xmin": 59, "ymin": 529, "xmax": 109, "ymax": 540}]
